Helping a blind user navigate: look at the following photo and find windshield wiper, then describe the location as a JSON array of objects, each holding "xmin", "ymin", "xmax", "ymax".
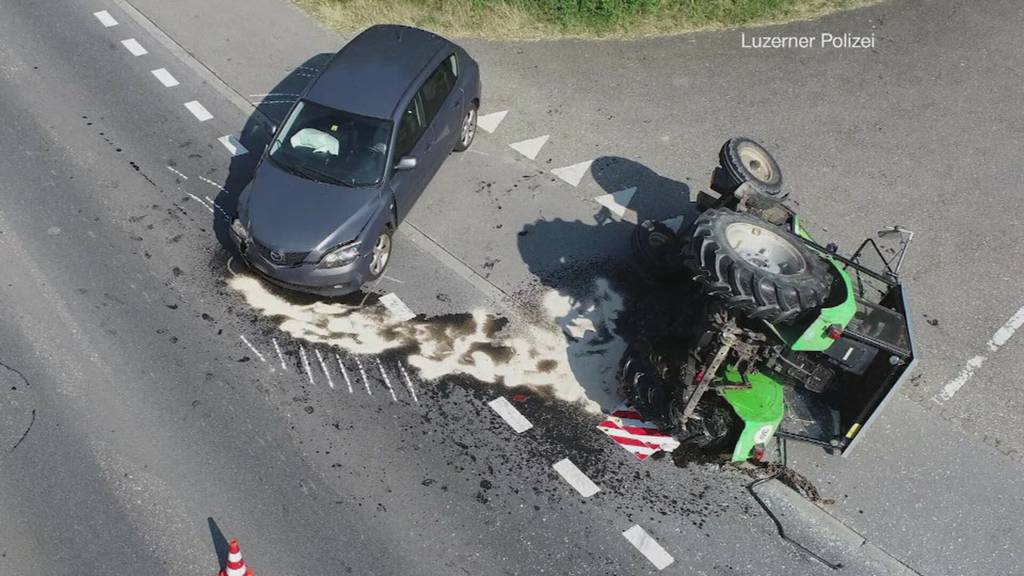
[{"xmin": 300, "ymin": 165, "xmax": 349, "ymax": 187}]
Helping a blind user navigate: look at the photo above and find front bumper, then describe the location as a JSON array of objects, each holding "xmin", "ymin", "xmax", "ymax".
[{"xmin": 232, "ymin": 233, "xmax": 369, "ymax": 297}]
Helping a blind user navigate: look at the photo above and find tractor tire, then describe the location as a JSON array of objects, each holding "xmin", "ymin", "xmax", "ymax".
[
  {"xmin": 717, "ymin": 137, "xmax": 784, "ymax": 197},
  {"xmin": 684, "ymin": 208, "xmax": 832, "ymax": 324}
]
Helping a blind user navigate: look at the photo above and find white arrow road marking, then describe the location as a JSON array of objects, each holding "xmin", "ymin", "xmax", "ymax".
[
  {"xmin": 121, "ymin": 38, "xmax": 148, "ymax": 56},
  {"xmin": 315, "ymin": 348, "xmax": 334, "ymax": 389},
  {"xmin": 94, "ymin": 10, "xmax": 118, "ymax": 27},
  {"xmin": 552, "ymin": 458, "xmax": 600, "ymax": 497},
  {"xmin": 476, "ymin": 110, "xmax": 508, "ymax": 133},
  {"xmin": 551, "ymin": 160, "xmax": 593, "ymax": 187},
  {"xmin": 272, "ymin": 338, "xmax": 287, "ymax": 371},
  {"xmin": 239, "ymin": 335, "xmax": 266, "ymax": 363},
  {"xmin": 661, "ymin": 215, "xmax": 685, "ymax": 232},
  {"xmin": 379, "ymin": 292, "xmax": 416, "ymax": 322},
  {"xmin": 355, "ymin": 357, "xmax": 372, "ymax": 395},
  {"xmin": 488, "ymin": 397, "xmax": 533, "ymax": 433},
  {"xmin": 218, "ymin": 135, "xmax": 248, "ymax": 157},
  {"xmin": 398, "ymin": 363, "xmax": 419, "ymax": 404},
  {"xmin": 336, "ymin": 353, "xmax": 353, "ymax": 394},
  {"xmin": 622, "ymin": 525, "xmax": 674, "ymax": 570},
  {"xmin": 299, "ymin": 345, "xmax": 314, "ymax": 386},
  {"xmin": 151, "ymin": 68, "xmax": 179, "ymax": 87},
  {"xmin": 375, "ymin": 358, "xmax": 398, "ymax": 402},
  {"xmin": 509, "ymin": 135, "xmax": 549, "ymax": 160},
  {"xmin": 936, "ymin": 304, "xmax": 1024, "ymax": 403},
  {"xmin": 593, "ymin": 187, "xmax": 638, "ymax": 223},
  {"xmin": 184, "ymin": 100, "xmax": 213, "ymax": 122}
]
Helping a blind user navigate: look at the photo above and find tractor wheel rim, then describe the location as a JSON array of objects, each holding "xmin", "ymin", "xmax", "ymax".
[
  {"xmin": 370, "ymin": 233, "xmax": 391, "ymax": 275},
  {"xmin": 724, "ymin": 222, "xmax": 805, "ymax": 275},
  {"xmin": 460, "ymin": 109, "xmax": 476, "ymax": 147},
  {"xmin": 737, "ymin": 143, "xmax": 774, "ymax": 182}
]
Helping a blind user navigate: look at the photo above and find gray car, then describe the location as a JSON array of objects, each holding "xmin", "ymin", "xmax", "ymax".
[{"xmin": 231, "ymin": 25, "xmax": 481, "ymax": 296}]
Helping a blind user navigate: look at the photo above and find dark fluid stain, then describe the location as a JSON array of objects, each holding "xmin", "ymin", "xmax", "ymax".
[
  {"xmin": 462, "ymin": 341, "xmax": 515, "ymax": 365},
  {"xmin": 536, "ymin": 359, "xmax": 558, "ymax": 373}
]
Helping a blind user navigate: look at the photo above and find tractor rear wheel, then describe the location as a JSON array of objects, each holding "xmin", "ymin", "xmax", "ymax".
[{"xmin": 684, "ymin": 209, "xmax": 832, "ymax": 324}]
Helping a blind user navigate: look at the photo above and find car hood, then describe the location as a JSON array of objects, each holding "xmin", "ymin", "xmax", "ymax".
[{"xmin": 244, "ymin": 160, "xmax": 381, "ymax": 255}]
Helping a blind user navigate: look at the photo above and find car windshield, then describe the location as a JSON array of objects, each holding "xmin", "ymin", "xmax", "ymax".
[{"xmin": 268, "ymin": 100, "xmax": 391, "ymax": 187}]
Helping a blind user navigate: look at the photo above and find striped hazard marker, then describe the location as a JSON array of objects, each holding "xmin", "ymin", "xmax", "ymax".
[{"xmin": 597, "ymin": 404, "xmax": 680, "ymax": 461}]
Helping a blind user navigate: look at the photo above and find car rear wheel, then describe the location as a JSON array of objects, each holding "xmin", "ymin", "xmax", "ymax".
[
  {"xmin": 454, "ymin": 105, "xmax": 477, "ymax": 152},
  {"xmin": 367, "ymin": 228, "xmax": 393, "ymax": 280}
]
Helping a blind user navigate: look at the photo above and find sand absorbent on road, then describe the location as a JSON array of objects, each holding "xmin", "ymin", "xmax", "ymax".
[{"xmin": 229, "ymin": 275, "xmax": 627, "ymax": 412}]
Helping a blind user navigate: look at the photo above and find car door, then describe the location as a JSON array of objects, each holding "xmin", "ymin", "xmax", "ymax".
[
  {"xmin": 418, "ymin": 53, "xmax": 462, "ymax": 173},
  {"xmin": 388, "ymin": 91, "xmax": 429, "ymax": 222}
]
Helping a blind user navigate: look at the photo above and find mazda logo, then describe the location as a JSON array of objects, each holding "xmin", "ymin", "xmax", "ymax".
[{"xmin": 269, "ymin": 249, "xmax": 284, "ymax": 263}]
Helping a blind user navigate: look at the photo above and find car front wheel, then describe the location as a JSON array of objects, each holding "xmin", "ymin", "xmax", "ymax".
[
  {"xmin": 454, "ymin": 105, "xmax": 477, "ymax": 152},
  {"xmin": 367, "ymin": 228, "xmax": 393, "ymax": 280}
]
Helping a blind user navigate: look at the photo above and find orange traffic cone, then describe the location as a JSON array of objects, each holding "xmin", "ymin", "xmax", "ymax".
[{"xmin": 218, "ymin": 539, "xmax": 255, "ymax": 576}]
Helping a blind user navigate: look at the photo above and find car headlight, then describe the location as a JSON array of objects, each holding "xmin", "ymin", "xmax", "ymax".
[
  {"xmin": 231, "ymin": 218, "xmax": 249, "ymax": 240},
  {"xmin": 319, "ymin": 242, "xmax": 361, "ymax": 268}
]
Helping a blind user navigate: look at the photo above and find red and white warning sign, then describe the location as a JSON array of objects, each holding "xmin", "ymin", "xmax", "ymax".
[{"xmin": 597, "ymin": 404, "xmax": 680, "ymax": 461}]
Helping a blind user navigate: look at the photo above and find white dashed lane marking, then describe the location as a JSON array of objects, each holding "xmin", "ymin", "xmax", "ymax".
[
  {"xmin": 552, "ymin": 458, "xmax": 600, "ymax": 497},
  {"xmin": 273, "ymin": 338, "xmax": 287, "ymax": 371},
  {"xmin": 151, "ymin": 68, "xmax": 179, "ymax": 87},
  {"xmin": 94, "ymin": 10, "xmax": 118, "ymax": 27},
  {"xmin": 239, "ymin": 335, "xmax": 266, "ymax": 363},
  {"xmin": 166, "ymin": 165, "xmax": 188, "ymax": 180},
  {"xmin": 376, "ymin": 358, "xmax": 398, "ymax": 402},
  {"xmin": 218, "ymin": 135, "xmax": 248, "ymax": 157},
  {"xmin": 488, "ymin": 397, "xmax": 533, "ymax": 433},
  {"xmin": 184, "ymin": 191, "xmax": 213, "ymax": 213},
  {"xmin": 551, "ymin": 160, "xmax": 593, "ymax": 187},
  {"xmin": 355, "ymin": 357, "xmax": 372, "ymax": 395},
  {"xmin": 936, "ymin": 304, "xmax": 1024, "ymax": 403},
  {"xmin": 398, "ymin": 362, "xmax": 419, "ymax": 404},
  {"xmin": 509, "ymin": 135, "xmax": 549, "ymax": 160},
  {"xmin": 622, "ymin": 525, "xmax": 674, "ymax": 571},
  {"xmin": 476, "ymin": 110, "xmax": 508, "ymax": 133},
  {"xmin": 120, "ymin": 38, "xmax": 148, "ymax": 56},
  {"xmin": 336, "ymin": 353, "xmax": 354, "ymax": 394},
  {"xmin": 299, "ymin": 345, "xmax": 314, "ymax": 386},
  {"xmin": 184, "ymin": 100, "xmax": 213, "ymax": 122},
  {"xmin": 315, "ymin": 348, "xmax": 334, "ymax": 389},
  {"xmin": 379, "ymin": 292, "xmax": 416, "ymax": 322}
]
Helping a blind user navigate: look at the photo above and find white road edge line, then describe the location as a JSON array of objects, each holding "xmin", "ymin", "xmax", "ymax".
[
  {"xmin": 239, "ymin": 335, "xmax": 266, "ymax": 363},
  {"xmin": 622, "ymin": 525, "xmax": 674, "ymax": 571},
  {"xmin": 315, "ymin": 348, "xmax": 334, "ymax": 389},
  {"xmin": 299, "ymin": 345, "xmax": 314, "ymax": 386},
  {"xmin": 198, "ymin": 175, "xmax": 227, "ymax": 193},
  {"xmin": 272, "ymin": 338, "xmax": 287, "ymax": 371},
  {"xmin": 398, "ymin": 363, "xmax": 419, "ymax": 404},
  {"xmin": 552, "ymin": 458, "xmax": 600, "ymax": 497},
  {"xmin": 376, "ymin": 358, "xmax": 398, "ymax": 402},
  {"xmin": 487, "ymin": 397, "xmax": 533, "ymax": 433},
  {"xmin": 935, "ymin": 304, "xmax": 1024, "ymax": 403},
  {"xmin": 184, "ymin": 100, "xmax": 213, "ymax": 122},
  {"xmin": 336, "ymin": 353, "xmax": 353, "ymax": 394},
  {"xmin": 151, "ymin": 68, "xmax": 179, "ymax": 87},
  {"xmin": 94, "ymin": 10, "xmax": 118, "ymax": 27},
  {"xmin": 355, "ymin": 357, "xmax": 371, "ymax": 395},
  {"xmin": 218, "ymin": 135, "xmax": 248, "ymax": 157},
  {"xmin": 121, "ymin": 38, "xmax": 148, "ymax": 56}
]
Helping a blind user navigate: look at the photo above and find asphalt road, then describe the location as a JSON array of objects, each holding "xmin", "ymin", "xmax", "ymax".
[{"xmin": 0, "ymin": 0, "xmax": 1021, "ymax": 574}]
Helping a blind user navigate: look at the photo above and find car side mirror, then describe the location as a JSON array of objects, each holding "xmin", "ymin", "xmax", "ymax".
[{"xmin": 394, "ymin": 156, "xmax": 417, "ymax": 171}]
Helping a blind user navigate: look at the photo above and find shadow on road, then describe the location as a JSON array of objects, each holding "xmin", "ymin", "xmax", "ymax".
[
  {"xmin": 211, "ymin": 53, "xmax": 335, "ymax": 251},
  {"xmin": 516, "ymin": 156, "xmax": 703, "ymax": 412},
  {"xmin": 207, "ymin": 516, "xmax": 229, "ymax": 571}
]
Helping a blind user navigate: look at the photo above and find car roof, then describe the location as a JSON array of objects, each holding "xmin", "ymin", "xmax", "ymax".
[{"xmin": 305, "ymin": 25, "xmax": 450, "ymax": 120}]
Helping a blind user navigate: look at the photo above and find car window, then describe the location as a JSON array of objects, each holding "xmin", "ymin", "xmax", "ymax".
[
  {"xmin": 394, "ymin": 92, "xmax": 426, "ymax": 160},
  {"xmin": 267, "ymin": 99, "xmax": 391, "ymax": 187},
  {"xmin": 419, "ymin": 54, "xmax": 457, "ymax": 126}
]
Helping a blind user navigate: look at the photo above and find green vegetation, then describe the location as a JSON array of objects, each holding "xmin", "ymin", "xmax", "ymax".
[{"xmin": 295, "ymin": 0, "xmax": 877, "ymax": 40}]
